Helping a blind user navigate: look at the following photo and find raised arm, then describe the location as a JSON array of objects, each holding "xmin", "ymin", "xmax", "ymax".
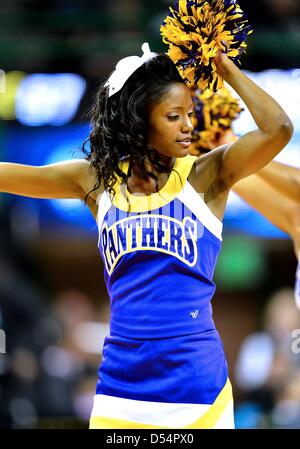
[
  {"xmin": 256, "ymin": 161, "xmax": 300, "ymax": 203},
  {"xmin": 213, "ymin": 54, "xmax": 294, "ymax": 188},
  {"xmin": 233, "ymin": 175, "xmax": 297, "ymax": 237},
  {"xmin": 0, "ymin": 159, "xmax": 97, "ymax": 200}
]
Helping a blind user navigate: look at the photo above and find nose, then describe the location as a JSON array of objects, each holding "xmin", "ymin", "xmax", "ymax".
[{"xmin": 182, "ymin": 115, "xmax": 193, "ymax": 133}]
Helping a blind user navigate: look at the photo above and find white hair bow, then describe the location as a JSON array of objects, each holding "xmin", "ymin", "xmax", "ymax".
[{"xmin": 105, "ymin": 42, "xmax": 158, "ymax": 97}]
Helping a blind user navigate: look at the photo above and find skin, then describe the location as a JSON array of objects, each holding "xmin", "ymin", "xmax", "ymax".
[
  {"xmin": 0, "ymin": 53, "xmax": 294, "ymax": 228},
  {"xmin": 127, "ymin": 82, "xmax": 194, "ymax": 196},
  {"xmin": 194, "ymin": 126, "xmax": 300, "ymax": 258},
  {"xmin": 233, "ymin": 164, "xmax": 300, "ymax": 258},
  {"xmin": 148, "ymin": 83, "xmax": 194, "ymax": 160},
  {"xmin": 187, "ymin": 53, "xmax": 293, "ymax": 221}
]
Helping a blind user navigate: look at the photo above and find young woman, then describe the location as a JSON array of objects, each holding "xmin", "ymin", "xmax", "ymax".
[{"xmin": 0, "ymin": 43, "xmax": 293, "ymax": 428}]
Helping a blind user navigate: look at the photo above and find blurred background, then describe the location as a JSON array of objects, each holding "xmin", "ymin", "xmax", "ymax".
[{"xmin": 0, "ymin": 0, "xmax": 299, "ymax": 429}]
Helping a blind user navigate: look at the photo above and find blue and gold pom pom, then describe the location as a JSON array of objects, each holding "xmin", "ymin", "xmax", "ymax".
[
  {"xmin": 161, "ymin": 0, "xmax": 253, "ymax": 91},
  {"xmin": 190, "ymin": 86, "xmax": 243, "ymax": 155}
]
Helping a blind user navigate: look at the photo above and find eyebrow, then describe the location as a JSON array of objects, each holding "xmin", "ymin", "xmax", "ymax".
[{"xmin": 168, "ymin": 104, "xmax": 194, "ymax": 110}]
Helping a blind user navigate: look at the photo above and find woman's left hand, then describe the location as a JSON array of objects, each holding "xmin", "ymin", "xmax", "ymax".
[{"xmin": 213, "ymin": 51, "xmax": 236, "ymax": 80}]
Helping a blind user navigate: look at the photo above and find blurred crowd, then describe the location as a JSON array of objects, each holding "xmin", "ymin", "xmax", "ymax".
[
  {"xmin": 246, "ymin": 0, "xmax": 300, "ymax": 28},
  {"xmin": 0, "ymin": 223, "xmax": 109, "ymax": 429},
  {"xmin": 234, "ymin": 288, "xmax": 300, "ymax": 429},
  {"xmin": 1, "ymin": 0, "xmax": 300, "ymax": 78}
]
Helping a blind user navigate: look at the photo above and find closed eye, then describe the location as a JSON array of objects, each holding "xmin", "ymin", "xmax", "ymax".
[
  {"xmin": 167, "ymin": 112, "xmax": 195, "ymax": 121},
  {"xmin": 167, "ymin": 115, "xmax": 180, "ymax": 121}
]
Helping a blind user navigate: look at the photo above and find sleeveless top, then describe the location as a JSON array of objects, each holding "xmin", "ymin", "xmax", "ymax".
[{"xmin": 96, "ymin": 155, "xmax": 223, "ymax": 339}]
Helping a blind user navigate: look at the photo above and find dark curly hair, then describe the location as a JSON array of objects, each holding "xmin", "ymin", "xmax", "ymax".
[{"xmin": 82, "ymin": 53, "xmax": 185, "ymax": 203}]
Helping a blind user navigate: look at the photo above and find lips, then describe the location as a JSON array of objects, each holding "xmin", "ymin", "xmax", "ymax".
[
  {"xmin": 176, "ymin": 136, "xmax": 192, "ymax": 144},
  {"xmin": 176, "ymin": 140, "xmax": 191, "ymax": 148}
]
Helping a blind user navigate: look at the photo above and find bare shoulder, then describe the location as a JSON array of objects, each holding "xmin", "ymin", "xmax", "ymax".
[
  {"xmin": 189, "ymin": 144, "xmax": 229, "ymax": 194},
  {"xmin": 68, "ymin": 159, "xmax": 104, "ymax": 223},
  {"xmin": 188, "ymin": 145, "xmax": 231, "ymax": 221}
]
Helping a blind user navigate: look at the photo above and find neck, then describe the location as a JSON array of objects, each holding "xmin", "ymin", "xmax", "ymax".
[
  {"xmin": 130, "ymin": 155, "xmax": 175, "ymax": 179},
  {"xmin": 127, "ymin": 155, "xmax": 175, "ymax": 195}
]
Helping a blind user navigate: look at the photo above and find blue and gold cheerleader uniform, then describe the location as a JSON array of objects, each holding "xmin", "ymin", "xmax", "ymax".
[{"xmin": 90, "ymin": 155, "xmax": 235, "ymax": 429}]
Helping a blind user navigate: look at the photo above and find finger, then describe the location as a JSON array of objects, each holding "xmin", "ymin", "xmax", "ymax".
[{"xmin": 221, "ymin": 41, "xmax": 229, "ymax": 53}]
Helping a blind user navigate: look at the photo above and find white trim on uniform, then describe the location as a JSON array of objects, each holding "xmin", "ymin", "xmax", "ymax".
[
  {"xmin": 178, "ymin": 182, "xmax": 223, "ymax": 241},
  {"xmin": 96, "ymin": 180, "xmax": 223, "ymax": 245},
  {"xmin": 91, "ymin": 394, "xmax": 211, "ymax": 428},
  {"xmin": 96, "ymin": 191, "xmax": 113, "ymax": 247},
  {"xmin": 212, "ymin": 399, "xmax": 235, "ymax": 429}
]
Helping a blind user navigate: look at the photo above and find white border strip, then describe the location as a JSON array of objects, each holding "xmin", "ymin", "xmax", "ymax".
[
  {"xmin": 97, "ymin": 191, "xmax": 113, "ymax": 246},
  {"xmin": 213, "ymin": 400, "xmax": 235, "ymax": 429},
  {"xmin": 96, "ymin": 181, "xmax": 223, "ymax": 245},
  {"xmin": 91, "ymin": 394, "xmax": 210, "ymax": 427},
  {"xmin": 178, "ymin": 182, "xmax": 223, "ymax": 241}
]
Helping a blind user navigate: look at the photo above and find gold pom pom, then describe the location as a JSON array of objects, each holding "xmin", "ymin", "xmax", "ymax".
[
  {"xmin": 161, "ymin": 0, "xmax": 253, "ymax": 91},
  {"xmin": 190, "ymin": 86, "xmax": 243, "ymax": 155}
]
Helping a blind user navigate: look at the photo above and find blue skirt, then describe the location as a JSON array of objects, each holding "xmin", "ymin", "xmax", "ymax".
[
  {"xmin": 90, "ymin": 330, "xmax": 234, "ymax": 429},
  {"xmin": 96, "ymin": 329, "xmax": 228, "ymax": 404}
]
